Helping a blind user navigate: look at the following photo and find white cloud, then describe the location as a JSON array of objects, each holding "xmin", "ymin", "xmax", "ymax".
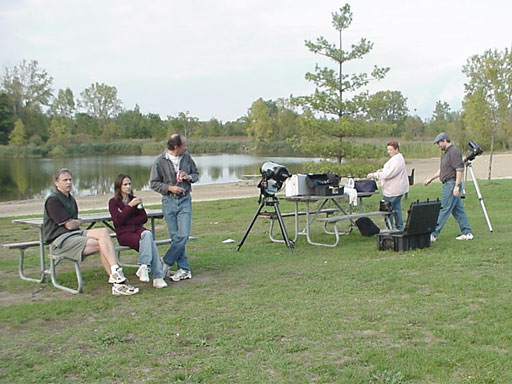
[{"xmin": 1, "ymin": 0, "xmax": 511, "ymax": 121}]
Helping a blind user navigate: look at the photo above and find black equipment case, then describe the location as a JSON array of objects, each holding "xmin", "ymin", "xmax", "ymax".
[
  {"xmin": 354, "ymin": 179, "xmax": 378, "ymax": 193},
  {"xmin": 306, "ymin": 173, "xmax": 343, "ymax": 196},
  {"xmin": 377, "ymin": 199, "xmax": 441, "ymax": 251}
]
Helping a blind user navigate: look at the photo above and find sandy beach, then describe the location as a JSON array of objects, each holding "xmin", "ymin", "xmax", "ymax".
[{"xmin": 0, "ymin": 152, "xmax": 510, "ymax": 218}]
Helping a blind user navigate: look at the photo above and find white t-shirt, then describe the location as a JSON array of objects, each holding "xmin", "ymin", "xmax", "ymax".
[{"xmin": 166, "ymin": 152, "xmax": 182, "ymax": 175}]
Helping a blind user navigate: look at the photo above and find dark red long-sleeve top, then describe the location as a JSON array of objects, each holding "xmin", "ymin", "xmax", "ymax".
[{"xmin": 108, "ymin": 196, "xmax": 148, "ymax": 251}]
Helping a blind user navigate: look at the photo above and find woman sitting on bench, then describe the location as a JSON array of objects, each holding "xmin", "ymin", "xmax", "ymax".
[{"xmin": 109, "ymin": 174, "xmax": 168, "ymax": 289}]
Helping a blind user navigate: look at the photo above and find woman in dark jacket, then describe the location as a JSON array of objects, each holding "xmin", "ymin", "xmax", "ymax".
[{"xmin": 109, "ymin": 174, "xmax": 167, "ymax": 288}]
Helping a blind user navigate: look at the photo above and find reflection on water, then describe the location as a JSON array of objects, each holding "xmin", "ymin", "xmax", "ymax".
[{"xmin": 0, "ymin": 154, "xmax": 320, "ymax": 202}]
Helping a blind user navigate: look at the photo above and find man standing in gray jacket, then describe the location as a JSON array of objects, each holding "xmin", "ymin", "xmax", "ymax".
[{"xmin": 150, "ymin": 134, "xmax": 199, "ymax": 281}]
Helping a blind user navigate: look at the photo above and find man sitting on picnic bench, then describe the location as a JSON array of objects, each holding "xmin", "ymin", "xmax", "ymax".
[{"xmin": 43, "ymin": 168, "xmax": 139, "ymax": 296}]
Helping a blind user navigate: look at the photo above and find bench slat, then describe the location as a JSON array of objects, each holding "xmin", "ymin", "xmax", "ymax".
[
  {"xmin": 3, "ymin": 241, "xmax": 41, "ymax": 249},
  {"xmin": 319, "ymin": 211, "xmax": 389, "ymax": 223},
  {"xmin": 262, "ymin": 208, "xmax": 339, "ymax": 219}
]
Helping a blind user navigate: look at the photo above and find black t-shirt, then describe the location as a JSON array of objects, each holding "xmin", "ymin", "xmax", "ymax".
[{"xmin": 440, "ymin": 144, "xmax": 464, "ymax": 182}]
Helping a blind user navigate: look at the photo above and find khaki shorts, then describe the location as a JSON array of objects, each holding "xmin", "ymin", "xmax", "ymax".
[{"xmin": 50, "ymin": 230, "xmax": 89, "ymax": 261}]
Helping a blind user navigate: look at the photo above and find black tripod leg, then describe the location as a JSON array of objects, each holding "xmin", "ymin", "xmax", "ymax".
[
  {"xmin": 273, "ymin": 201, "xmax": 294, "ymax": 252},
  {"xmin": 237, "ymin": 201, "xmax": 265, "ymax": 251}
]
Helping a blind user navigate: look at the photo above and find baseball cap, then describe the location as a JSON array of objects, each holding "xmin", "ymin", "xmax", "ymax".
[{"xmin": 433, "ymin": 132, "xmax": 450, "ymax": 144}]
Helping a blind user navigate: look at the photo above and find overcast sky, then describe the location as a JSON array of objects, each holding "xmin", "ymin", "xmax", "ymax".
[{"xmin": 1, "ymin": 0, "xmax": 510, "ymax": 122}]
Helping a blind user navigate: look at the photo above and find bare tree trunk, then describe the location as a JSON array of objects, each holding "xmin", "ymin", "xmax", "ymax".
[
  {"xmin": 339, "ymin": 28, "xmax": 343, "ymax": 118},
  {"xmin": 488, "ymin": 128, "xmax": 495, "ymax": 180}
]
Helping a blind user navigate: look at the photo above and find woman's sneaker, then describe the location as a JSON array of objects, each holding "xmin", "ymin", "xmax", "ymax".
[
  {"xmin": 170, "ymin": 268, "xmax": 192, "ymax": 282},
  {"xmin": 153, "ymin": 278, "xmax": 168, "ymax": 288},
  {"xmin": 112, "ymin": 283, "xmax": 139, "ymax": 296},
  {"xmin": 108, "ymin": 267, "xmax": 127, "ymax": 284},
  {"xmin": 136, "ymin": 265, "xmax": 150, "ymax": 282}
]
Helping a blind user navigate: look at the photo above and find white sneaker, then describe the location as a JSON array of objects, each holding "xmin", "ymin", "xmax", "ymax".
[
  {"xmin": 136, "ymin": 264, "xmax": 150, "ymax": 282},
  {"xmin": 153, "ymin": 278, "xmax": 168, "ymax": 288},
  {"xmin": 112, "ymin": 283, "xmax": 139, "ymax": 296},
  {"xmin": 430, "ymin": 234, "xmax": 437, "ymax": 243},
  {"xmin": 108, "ymin": 267, "xmax": 127, "ymax": 284},
  {"xmin": 456, "ymin": 233, "xmax": 474, "ymax": 240},
  {"xmin": 171, "ymin": 268, "xmax": 192, "ymax": 282}
]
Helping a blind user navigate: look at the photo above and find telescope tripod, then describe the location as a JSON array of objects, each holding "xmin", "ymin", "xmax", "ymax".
[
  {"xmin": 464, "ymin": 160, "xmax": 493, "ymax": 232},
  {"xmin": 237, "ymin": 194, "xmax": 294, "ymax": 252}
]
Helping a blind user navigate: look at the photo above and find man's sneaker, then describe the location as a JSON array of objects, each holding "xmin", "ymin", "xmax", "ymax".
[
  {"xmin": 153, "ymin": 278, "xmax": 168, "ymax": 288},
  {"xmin": 430, "ymin": 234, "xmax": 437, "ymax": 243},
  {"xmin": 170, "ymin": 268, "xmax": 192, "ymax": 282},
  {"xmin": 136, "ymin": 264, "xmax": 150, "ymax": 282},
  {"xmin": 112, "ymin": 283, "xmax": 139, "ymax": 296},
  {"xmin": 108, "ymin": 267, "xmax": 127, "ymax": 284},
  {"xmin": 456, "ymin": 233, "xmax": 474, "ymax": 240}
]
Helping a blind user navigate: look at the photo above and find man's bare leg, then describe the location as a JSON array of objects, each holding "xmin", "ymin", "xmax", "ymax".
[{"xmin": 84, "ymin": 228, "xmax": 117, "ymax": 274}]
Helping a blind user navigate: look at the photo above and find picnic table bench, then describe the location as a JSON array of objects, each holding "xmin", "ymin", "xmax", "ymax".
[
  {"xmin": 3, "ymin": 241, "xmax": 45, "ymax": 283},
  {"xmin": 317, "ymin": 211, "xmax": 391, "ymax": 247}
]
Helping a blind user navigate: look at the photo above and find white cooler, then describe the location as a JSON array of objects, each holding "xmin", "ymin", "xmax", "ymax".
[{"xmin": 285, "ymin": 174, "xmax": 313, "ymax": 196}]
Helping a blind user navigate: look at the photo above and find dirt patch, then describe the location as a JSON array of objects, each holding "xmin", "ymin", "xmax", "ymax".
[{"xmin": 0, "ymin": 284, "xmax": 70, "ymax": 305}]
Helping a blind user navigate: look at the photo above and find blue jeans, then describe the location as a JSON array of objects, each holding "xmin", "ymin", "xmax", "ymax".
[
  {"xmin": 383, "ymin": 195, "xmax": 404, "ymax": 230},
  {"xmin": 138, "ymin": 230, "xmax": 165, "ymax": 279},
  {"xmin": 432, "ymin": 180, "xmax": 471, "ymax": 238},
  {"xmin": 162, "ymin": 194, "xmax": 192, "ymax": 271}
]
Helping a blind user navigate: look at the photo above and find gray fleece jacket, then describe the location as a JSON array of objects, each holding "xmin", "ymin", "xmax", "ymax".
[{"xmin": 150, "ymin": 151, "xmax": 199, "ymax": 196}]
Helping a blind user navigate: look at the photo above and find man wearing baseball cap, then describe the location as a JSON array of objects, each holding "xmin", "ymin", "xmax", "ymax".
[{"xmin": 424, "ymin": 132, "xmax": 473, "ymax": 242}]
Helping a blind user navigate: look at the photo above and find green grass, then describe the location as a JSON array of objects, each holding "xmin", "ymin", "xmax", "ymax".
[{"xmin": 1, "ymin": 180, "xmax": 511, "ymax": 383}]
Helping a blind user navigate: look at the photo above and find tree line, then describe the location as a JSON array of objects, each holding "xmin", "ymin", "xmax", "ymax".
[{"xmin": 1, "ymin": 4, "xmax": 510, "ymax": 166}]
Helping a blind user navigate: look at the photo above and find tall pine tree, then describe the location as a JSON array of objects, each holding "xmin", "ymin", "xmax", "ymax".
[{"xmin": 292, "ymin": 4, "xmax": 389, "ymax": 162}]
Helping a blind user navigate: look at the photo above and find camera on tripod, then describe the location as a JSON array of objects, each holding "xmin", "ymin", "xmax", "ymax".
[
  {"xmin": 258, "ymin": 161, "xmax": 291, "ymax": 197},
  {"xmin": 464, "ymin": 141, "xmax": 483, "ymax": 163}
]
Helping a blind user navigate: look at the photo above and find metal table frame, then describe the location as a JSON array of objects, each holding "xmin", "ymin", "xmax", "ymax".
[{"xmin": 275, "ymin": 192, "xmax": 378, "ymax": 247}]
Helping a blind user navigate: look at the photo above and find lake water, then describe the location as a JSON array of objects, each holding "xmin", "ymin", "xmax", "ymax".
[{"xmin": 0, "ymin": 154, "xmax": 320, "ymax": 202}]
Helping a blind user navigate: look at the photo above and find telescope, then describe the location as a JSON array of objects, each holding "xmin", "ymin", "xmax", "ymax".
[
  {"xmin": 258, "ymin": 161, "xmax": 291, "ymax": 197},
  {"xmin": 464, "ymin": 141, "xmax": 483, "ymax": 163}
]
